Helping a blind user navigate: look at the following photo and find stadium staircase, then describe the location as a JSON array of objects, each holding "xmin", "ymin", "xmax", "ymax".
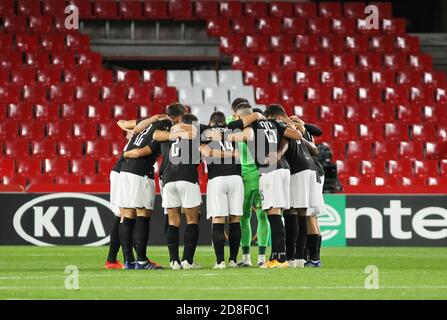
[{"xmin": 0, "ymin": 0, "xmax": 446, "ymax": 194}]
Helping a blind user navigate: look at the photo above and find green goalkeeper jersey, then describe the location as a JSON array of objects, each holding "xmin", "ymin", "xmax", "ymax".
[{"xmin": 226, "ymin": 115, "xmax": 259, "ymax": 177}]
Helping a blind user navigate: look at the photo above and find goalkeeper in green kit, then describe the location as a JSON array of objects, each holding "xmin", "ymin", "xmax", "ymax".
[{"xmin": 226, "ymin": 98, "xmax": 270, "ymax": 267}]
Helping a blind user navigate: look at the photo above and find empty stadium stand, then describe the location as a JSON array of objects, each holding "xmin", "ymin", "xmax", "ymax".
[{"xmin": 0, "ymin": 0, "xmax": 446, "ymax": 194}]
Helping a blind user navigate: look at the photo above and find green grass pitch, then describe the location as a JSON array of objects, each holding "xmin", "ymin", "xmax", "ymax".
[{"xmin": 0, "ymin": 246, "xmax": 446, "ymax": 300}]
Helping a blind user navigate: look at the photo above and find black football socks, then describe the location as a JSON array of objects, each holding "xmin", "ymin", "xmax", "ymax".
[
  {"xmin": 295, "ymin": 216, "xmax": 308, "ymax": 260},
  {"xmin": 107, "ymin": 216, "xmax": 121, "ymax": 263},
  {"xmin": 267, "ymin": 215, "xmax": 286, "ymax": 263},
  {"xmin": 182, "ymin": 224, "xmax": 199, "ymax": 264},
  {"xmin": 212, "ymin": 223, "xmax": 225, "ymax": 264},
  {"xmin": 166, "ymin": 225, "xmax": 180, "ymax": 263},
  {"xmin": 134, "ymin": 216, "xmax": 150, "ymax": 262},
  {"xmin": 307, "ymin": 234, "xmax": 320, "ymax": 261},
  {"xmin": 229, "ymin": 222, "xmax": 241, "ymax": 263},
  {"xmin": 284, "ymin": 213, "xmax": 298, "ymax": 261},
  {"xmin": 119, "ymin": 217, "xmax": 136, "ymax": 263}
]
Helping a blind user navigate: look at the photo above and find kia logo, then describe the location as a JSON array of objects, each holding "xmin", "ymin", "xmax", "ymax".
[{"xmin": 13, "ymin": 193, "xmax": 115, "ymax": 246}]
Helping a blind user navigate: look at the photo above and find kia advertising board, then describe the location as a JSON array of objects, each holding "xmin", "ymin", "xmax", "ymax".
[{"xmin": 1, "ymin": 193, "xmax": 446, "ymax": 246}]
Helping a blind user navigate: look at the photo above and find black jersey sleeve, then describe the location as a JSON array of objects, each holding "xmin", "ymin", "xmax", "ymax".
[
  {"xmin": 304, "ymin": 123, "xmax": 323, "ymax": 136},
  {"xmin": 271, "ymin": 120, "xmax": 286, "ymax": 139},
  {"xmin": 227, "ymin": 119, "xmax": 244, "ymax": 130},
  {"xmin": 153, "ymin": 119, "xmax": 173, "ymax": 131}
]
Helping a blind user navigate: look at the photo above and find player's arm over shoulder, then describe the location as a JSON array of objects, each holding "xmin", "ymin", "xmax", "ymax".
[
  {"xmin": 133, "ymin": 114, "xmax": 172, "ymax": 134},
  {"xmin": 227, "ymin": 126, "xmax": 254, "ymax": 142},
  {"xmin": 117, "ymin": 119, "xmax": 137, "ymax": 132},
  {"xmin": 275, "ymin": 120, "xmax": 302, "ymax": 140},
  {"xmin": 199, "ymin": 144, "xmax": 238, "ymax": 158},
  {"xmin": 123, "ymin": 145, "xmax": 153, "ymax": 158}
]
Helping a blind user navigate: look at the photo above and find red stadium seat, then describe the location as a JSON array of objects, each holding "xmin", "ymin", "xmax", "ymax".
[
  {"xmin": 295, "ymin": 70, "xmax": 319, "ymax": 87},
  {"xmin": 320, "ymin": 105, "xmax": 345, "ymax": 123},
  {"xmin": 282, "ymin": 17, "xmax": 306, "ymax": 34},
  {"xmin": 370, "ymin": 104, "xmax": 395, "ymax": 123},
  {"xmin": 51, "ymin": 52, "xmax": 76, "ymax": 68},
  {"xmin": 37, "ymin": 68, "xmax": 61, "ymax": 86},
  {"xmin": 86, "ymin": 103, "xmax": 111, "ymax": 121},
  {"xmin": 0, "ymin": 159, "xmax": 14, "ymax": 176},
  {"xmin": 3, "ymin": 16, "xmax": 27, "ymax": 33},
  {"xmin": 58, "ymin": 141, "xmax": 84, "ymax": 158},
  {"xmin": 370, "ymin": 70, "xmax": 395, "ymax": 86},
  {"xmin": 255, "ymin": 87, "xmax": 279, "ymax": 105},
  {"xmin": 440, "ymin": 160, "xmax": 447, "ymax": 175},
  {"xmin": 360, "ymin": 160, "xmax": 386, "ymax": 177},
  {"xmin": 0, "ymin": 34, "xmax": 14, "ymax": 52},
  {"xmin": 397, "ymin": 104, "xmax": 421, "ymax": 123},
  {"xmin": 332, "ymin": 123, "xmax": 357, "ymax": 142},
  {"xmin": 20, "ymin": 122, "xmax": 46, "ymax": 140},
  {"xmin": 245, "ymin": 35, "xmax": 270, "ymax": 53},
  {"xmin": 16, "ymin": 159, "xmax": 42, "ymax": 177},
  {"xmin": 319, "ymin": 2, "xmax": 342, "ymax": 18},
  {"xmin": 29, "ymin": 16, "xmax": 53, "ymax": 33},
  {"xmin": 41, "ymin": 33, "xmax": 65, "ymax": 51},
  {"xmin": 142, "ymin": 70, "xmax": 166, "ymax": 86},
  {"xmin": 219, "ymin": 1, "xmax": 242, "ymax": 17},
  {"xmin": 3, "ymin": 175, "xmax": 27, "ymax": 187},
  {"xmin": 78, "ymin": 52, "xmax": 102, "ymax": 69},
  {"xmin": 0, "ymin": 85, "xmax": 20, "ymax": 103},
  {"xmin": 8, "ymin": 103, "xmax": 33, "ymax": 121},
  {"xmin": 320, "ymin": 35, "xmax": 344, "ymax": 52},
  {"xmin": 383, "ymin": 53, "xmax": 409, "ymax": 70},
  {"xmin": 61, "ymin": 103, "xmax": 85, "ymax": 121},
  {"xmin": 0, "ymin": 0, "xmax": 14, "ymax": 16},
  {"xmin": 270, "ymin": 2, "xmax": 293, "ymax": 17},
  {"xmin": 294, "ymin": 2, "xmax": 317, "ymax": 18},
  {"xmin": 332, "ymin": 86, "xmax": 357, "ymax": 104},
  {"xmin": 369, "ymin": 35, "xmax": 395, "ymax": 53},
  {"xmin": 168, "ymin": 0, "xmax": 193, "ymax": 19},
  {"xmin": 43, "ymin": 158, "xmax": 70, "ymax": 176},
  {"xmin": 270, "ymin": 35, "xmax": 294, "ymax": 52},
  {"xmin": 207, "ymin": 18, "xmax": 230, "ymax": 37},
  {"xmin": 384, "ymin": 123, "xmax": 409, "ymax": 141},
  {"xmin": 28, "ymin": 175, "xmax": 54, "ymax": 185},
  {"xmin": 374, "ymin": 141, "xmax": 399, "ymax": 160},
  {"xmin": 321, "ymin": 70, "xmax": 344, "ymax": 86},
  {"xmin": 257, "ymin": 17, "xmax": 281, "ymax": 35},
  {"xmin": 343, "ymin": 2, "xmax": 366, "ymax": 18},
  {"xmin": 357, "ymin": 86, "xmax": 381, "ymax": 104},
  {"xmin": 99, "ymin": 158, "xmax": 118, "ymax": 173},
  {"xmin": 307, "ymin": 53, "xmax": 332, "ymax": 70},
  {"xmin": 244, "ymin": 70, "xmax": 269, "ymax": 87},
  {"xmin": 425, "ymin": 142, "xmax": 447, "ymax": 160},
  {"xmin": 306, "ymin": 86, "xmax": 331, "ymax": 104},
  {"xmin": 282, "ymin": 53, "xmax": 306, "ymax": 70},
  {"xmin": 244, "ymin": 1, "xmax": 268, "ymax": 17},
  {"xmin": 144, "ymin": 0, "xmax": 169, "ymax": 19},
  {"xmin": 66, "ymin": 34, "xmax": 90, "ymax": 51},
  {"xmin": 35, "ymin": 103, "xmax": 59, "ymax": 122},
  {"xmin": 359, "ymin": 123, "xmax": 383, "ymax": 142},
  {"xmin": 435, "ymin": 126, "xmax": 447, "ymax": 141},
  {"xmin": 116, "ymin": 70, "xmax": 141, "ymax": 85},
  {"xmin": 64, "ymin": 69, "xmax": 89, "ymax": 85},
  {"xmin": 84, "ymin": 174, "xmax": 109, "ymax": 184},
  {"xmin": 195, "ymin": 1, "xmax": 219, "ymax": 18},
  {"xmin": 66, "ymin": 0, "xmax": 94, "ymax": 19},
  {"xmin": 25, "ymin": 51, "xmax": 50, "ymax": 69},
  {"xmin": 331, "ymin": 17, "xmax": 356, "ymax": 35},
  {"xmin": 85, "ymin": 140, "xmax": 111, "ymax": 158},
  {"xmin": 370, "ymin": 2, "xmax": 392, "ymax": 18},
  {"xmin": 345, "ymin": 104, "xmax": 370, "ymax": 122},
  {"xmin": 23, "ymin": 85, "xmax": 48, "ymax": 104},
  {"xmin": 71, "ymin": 158, "xmax": 96, "ymax": 175},
  {"xmin": 411, "ymin": 124, "xmax": 436, "ymax": 142},
  {"xmin": 94, "ymin": 0, "xmax": 119, "ymax": 19},
  {"xmin": 15, "ymin": 34, "xmax": 40, "ymax": 52},
  {"xmin": 111, "ymin": 141, "xmax": 126, "ymax": 157},
  {"xmin": 256, "ymin": 53, "xmax": 281, "ymax": 70},
  {"xmin": 4, "ymin": 140, "xmax": 30, "ymax": 158},
  {"xmin": 127, "ymin": 86, "xmax": 152, "ymax": 104},
  {"xmin": 399, "ymin": 141, "xmax": 424, "ymax": 160},
  {"xmin": 119, "ymin": 0, "xmax": 144, "ymax": 19},
  {"xmin": 413, "ymin": 160, "xmax": 439, "ymax": 177},
  {"xmin": 382, "ymin": 18, "xmax": 406, "ymax": 35},
  {"xmin": 332, "ymin": 53, "xmax": 357, "ymax": 70},
  {"xmin": 47, "ymin": 122, "xmax": 73, "ymax": 140},
  {"xmin": 100, "ymin": 85, "xmax": 126, "ymax": 104},
  {"xmin": 0, "ymin": 53, "xmax": 21, "ymax": 69},
  {"xmin": 295, "ymin": 35, "xmax": 319, "ymax": 52},
  {"xmin": 32, "ymin": 140, "xmax": 57, "ymax": 159},
  {"xmin": 395, "ymin": 36, "xmax": 420, "ymax": 54},
  {"xmin": 55, "ymin": 175, "xmax": 82, "ymax": 184},
  {"xmin": 220, "ymin": 35, "xmax": 243, "ymax": 55},
  {"xmin": 307, "ymin": 17, "xmax": 331, "ymax": 34},
  {"xmin": 347, "ymin": 141, "xmax": 372, "ymax": 160},
  {"xmin": 336, "ymin": 159, "xmax": 359, "ymax": 177},
  {"xmin": 90, "ymin": 69, "xmax": 114, "ymax": 86},
  {"xmin": 99, "ymin": 123, "xmax": 125, "ymax": 139},
  {"xmin": 17, "ymin": 0, "xmax": 41, "ymax": 15},
  {"xmin": 153, "ymin": 86, "xmax": 177, "ymax": 104},
  {"xmin": 75, "ymin": 85, "xmax": 100, "ymax": 103},
  {"xmin": 11, "ymin": 68, "xmax": 36, "ymax": 86},
  {"xmin": 43, "ymin": 0, "xmax": 66, "ymax": 16},
  {"xmin": 280, "ymin": 87, "xmax": 306, "ymax": 105},
  {"xmin": 112, "ymin": 104, "xmax": 138, "ymax": 120},
  {"xmin": 50, "ymin": 84, "xmax": 75, "ymax": 103},
  {"xmin": 73, "ymin": 122, "xmax": 98, "ymax": 141},
  {"xmin": 271, "ymin": 70, "xmax": 294, "ymax": 87},
  {"xmin": 387, "ymin": 160, "xmax": 412, "ymax": 178}
]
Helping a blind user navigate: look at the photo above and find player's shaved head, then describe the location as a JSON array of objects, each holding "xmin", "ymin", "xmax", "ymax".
[
  {"xmin": 231, "ymin": 97, "xmax": 249, "ymax": 112},
  {"xmin": 265, "ymin": 104, "xmax": 287, "ymax": 119},
  {"xmin": 209, "ymin": 111, "xmax": 226, "ymax": 126},
  {"xmin": 166, "ymin": 103, "xmax": 187, "ymax": 118},
  {"xmin": 235, "ymin": 102, "xmax": 253, "ymax": 118},
  {"xmin": 181, "ymin": 113, "xmax": 198, "ymax": 124}
]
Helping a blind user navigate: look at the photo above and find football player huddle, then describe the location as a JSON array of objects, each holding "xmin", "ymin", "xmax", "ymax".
[{"xmin": 104, "ymin": 99, "xmax": 325, "ymax": 270}]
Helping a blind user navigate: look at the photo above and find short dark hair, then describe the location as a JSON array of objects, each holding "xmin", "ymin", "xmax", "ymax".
[
  {"xmin": 231, "ymin": 97, "xmax": 249, "ymax": 112},
  {"xmin": 235, "ymin": 102, "xmax": 252, "ymax": 112},
  {"xmin": 181, "ymin": 113, "xmax": 198, "ymax": 124},
  {"xmin": 166, "ymin": 103, "xmax": 186, "ymax": 118},
  {"xmin": 266, "ymin": 104, "xmax": 287, "ymax": 118},
  {"xmin": 252, "ymin": 108, "xmax": 265, "ymax": 116},
  {"xmin": 209, "ymin": 111, "xmax": 226, "ymax": 125}
]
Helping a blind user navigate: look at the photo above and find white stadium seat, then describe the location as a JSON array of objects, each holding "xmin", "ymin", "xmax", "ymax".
[
  {"xmin": 190, "ymin": 105, "xmax": 216, "ymax": 124},
  {"xmin": 178, "ymin": 87, "xmax": 203, "ymax": 105},
  {"xmin": 167, "ymin": 70, "xmax": 192, "ymax": 87},
  {"xmin": 204, "ymin": 87, "xmax": 229, "ymax": 104},
  {"xmin": 214, "ymin": 104, "xmax": 232, "ymax": 116},
  {"xmin": 229, "ymin": 86, "xmax": 255, "ymax": 105},
  {"xmin": 193, "ymin": 70, "xmax": 217, "ymax": 87},
  {"xmin": 218, "ymin": 70, "xmax": 243, "ymax": 88}
]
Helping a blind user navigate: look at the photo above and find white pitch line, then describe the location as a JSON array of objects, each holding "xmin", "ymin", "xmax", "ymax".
[{"xmin": 1, "ymin": 285, "xmax": 447, "ymax": 291}]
